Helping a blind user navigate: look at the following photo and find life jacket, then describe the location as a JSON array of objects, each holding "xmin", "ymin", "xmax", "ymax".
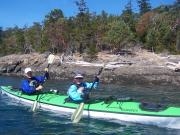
[{"xmin": 29, "ymin": 79, "xmax": 39, "ymax": 88}]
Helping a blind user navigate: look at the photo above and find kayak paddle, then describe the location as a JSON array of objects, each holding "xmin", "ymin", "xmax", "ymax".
[
  {"xmin": 71, "ymin": 102, "xmax": 85, "ymax": 123},
  {"xmin": 32, "ymin": 53, "xmax": 55, "ymax": 112},
  {"xmin": 71, "ymin": 64, "xmax": 105, "ymax": 123}
]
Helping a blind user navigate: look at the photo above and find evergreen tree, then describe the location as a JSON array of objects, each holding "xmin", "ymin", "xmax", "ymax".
[
  {"xmin": 137, "ymin": 0, "xmax": 151, "ymax": 15},
  {"xmin": 146, "ymin": 13, "xmax": 178, "ymax": 53},
  {"xmin": 25, "ymin": 23, "xmax": 42, "ymax": 52},
  {"xmin": 75, "ymin": 0, "xmax": 88, "ymax": 14},
  {"xmin": 44, "ymin": 9, "xmax": 64, "ymax": 24},
  {"xmin": 136, "ymin": 12, "xmax": 154, "ymax": 42},
  {"xmin": 121, "ymin": 0, "xmax": 136, "ymax": 32},
  {"xmin": 43, "ymin": 9, "xmax": 67, "ymax": 53},
  {"xmin": 104, "ymin": 19, "xmax": 134, "ymax": 52},
  {"xmin": 14, "ymin": 27, "xmax": 25, "ymax": 53},
  {"xmin": 0, "ymin": 1, "xmax": 179, "ymax": 55},
  {"xmin": 93, "ymin": 10, "xmax": 109, "ymax": 51},
  {"xmin": 75, "ymin": 0, "xmax": 90, "ymax": 54},
  {"xmin": 2, "ymin": 28, "xmax": 17, "ymax": 54}
]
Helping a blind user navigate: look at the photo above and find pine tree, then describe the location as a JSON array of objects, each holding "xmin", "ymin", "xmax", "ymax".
[
  {"xmin": 75, "ymin": 0, "xmax": 90, "ymax": 54},
  {"xmin": 121, "ymin": 0, "xmax": 136, "ymax": 32},
  {"xmin": 137, "ymin": 0, "xmax": 151, "ymax": 15}
]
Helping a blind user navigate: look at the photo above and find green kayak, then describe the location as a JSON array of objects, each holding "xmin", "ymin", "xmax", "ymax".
[{"xmin": 1, "ymin": 85, "xmax": 180, "ymax": 129}]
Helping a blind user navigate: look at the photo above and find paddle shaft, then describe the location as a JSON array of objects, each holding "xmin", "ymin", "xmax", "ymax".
[
  {"xmin": 32, "ymin": 54, "xmax": 55, "ymax": 112},
  {"xmin": 71, "ymin": 65, "xmax": 104, "ymax": 123},
  {"xmin": 89, "ymin": 65, "xmax": 104, "ymax": 92}
]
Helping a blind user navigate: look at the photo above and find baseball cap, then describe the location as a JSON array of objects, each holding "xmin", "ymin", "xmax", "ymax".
[{"xmin": 24, "ymin": 67, "xmax": 32, "ymax": 74}]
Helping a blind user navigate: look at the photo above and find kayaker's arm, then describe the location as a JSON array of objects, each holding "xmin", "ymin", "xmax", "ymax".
[
  {"xmin": 86, "ymin": 76, "xmax": 99, "ymax": 89},
  {"xmin": 67, "ymin": 85, "xmax": 83, "ymax": 101},
  {"xmin": 33, "ymin": 73, "xmax": 48, "ymax": 84}
]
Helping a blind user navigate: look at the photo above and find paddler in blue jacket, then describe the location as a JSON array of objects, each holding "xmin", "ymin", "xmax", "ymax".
[
  {"xmin": 21, "ymin": 67, "xmax": 49, "ymax": 94},
  {"xmin": 67, "ymin": 73, "xmax": 99, "ymax": 102}
]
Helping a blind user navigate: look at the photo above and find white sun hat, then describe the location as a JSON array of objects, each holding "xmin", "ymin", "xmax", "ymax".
[{"xmin": 24, "ymin": 67, "xmax": 32, "ymax": 74}]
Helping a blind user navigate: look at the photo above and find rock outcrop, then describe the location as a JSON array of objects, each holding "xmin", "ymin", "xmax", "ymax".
[{"xmin": 0, "ymin": 51, "xmax": 180, "ymax": 86}]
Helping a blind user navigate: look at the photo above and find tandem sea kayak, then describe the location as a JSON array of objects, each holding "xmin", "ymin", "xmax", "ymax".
[{"xmin": 1, "ymin": 86, "xmax": 180, "ymax": 129}]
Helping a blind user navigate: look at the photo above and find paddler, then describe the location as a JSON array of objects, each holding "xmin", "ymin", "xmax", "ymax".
[
  {"xmin": 20, "ymin": 67, "xmax": 49, "ymax": 94},
  {"xmin": 67, "ymin": 73, "xmax": 99, "ymax": 102}
]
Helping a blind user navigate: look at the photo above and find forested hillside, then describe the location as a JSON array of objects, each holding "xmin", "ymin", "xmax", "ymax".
[{"xmin": 0, "ymin": 0, "xmax": 179, "ymax": 58}]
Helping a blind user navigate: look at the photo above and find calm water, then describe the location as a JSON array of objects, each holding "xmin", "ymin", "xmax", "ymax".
[{"xmin": 0, "ymin": 75, "xmax": 180, "ymax": 135}]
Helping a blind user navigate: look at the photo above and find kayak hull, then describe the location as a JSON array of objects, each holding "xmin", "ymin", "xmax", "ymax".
[{"xmin": 1, "ymin": 86, "xmax": 180, "ymax": 129}]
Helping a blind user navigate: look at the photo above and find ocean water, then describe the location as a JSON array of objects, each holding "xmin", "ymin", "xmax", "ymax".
[{"xmin": 0, "ymin": 75, "xmax": 180, "ymax": 135}]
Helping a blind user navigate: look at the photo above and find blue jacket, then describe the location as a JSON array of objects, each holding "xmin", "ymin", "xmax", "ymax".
[
  {"xmin": 21, "ymin": 76, "xmax": 47, "ymax": 94},
  {"xmin": 67, "ymin": 81, "xmax": 99, "ymax": 101}
]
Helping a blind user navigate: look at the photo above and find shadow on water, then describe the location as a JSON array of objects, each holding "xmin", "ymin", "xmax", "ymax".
[{"xmin": 0, "ymin": 75, "xmax": 180, "ymax": 134}]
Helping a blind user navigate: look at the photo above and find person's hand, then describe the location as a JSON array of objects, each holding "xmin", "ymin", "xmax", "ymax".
[
  {"xmin": 77, "ymin": 87, "xmax": 84, "ymax": 94},
  {"xmin": 36, "ymin": 85, "xmax": 43, "ymax": 91},
  {"xmin": 44, "ymin": 68, "xmax": 48, "ymax": 72}
]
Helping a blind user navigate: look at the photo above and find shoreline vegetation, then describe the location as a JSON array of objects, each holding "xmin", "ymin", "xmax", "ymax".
[
  {"xmin": 0, "ymin": 50, "xmax": 180, "ymax": 86},
  {"xmin": 0, "ymin": 1, "xmax": 179, "ymax": 56}
]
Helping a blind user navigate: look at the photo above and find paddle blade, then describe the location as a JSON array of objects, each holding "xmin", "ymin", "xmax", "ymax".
[
  {"xmin": 32, "ymin": 100, "xmax": 38, "ymax": 112},
  {"xmin": 48, "ymin": 54, "xmax": 55, "ymax": 64},
  {"xmin": 71, "ymin": 103, "xmax": 84, "ymax": 123}
]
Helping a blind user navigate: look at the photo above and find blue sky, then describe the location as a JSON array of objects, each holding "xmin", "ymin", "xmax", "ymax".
[{"xmin": 0, "ymin": 0, "xmax": 176, "ymax": 29}]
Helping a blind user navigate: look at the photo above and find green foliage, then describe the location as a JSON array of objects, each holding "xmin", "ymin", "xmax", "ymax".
[
  {"xmin": 0, "ymin": 1, "xmax": 179, "ymax": 55},
  {"xmin": 44, "ymin": 9, "xmax": 64, "ymax": 24},
  {"xmin": 23, "ymin": 23, "xmax": 42, "ymax": 53},
  {"xmin": 136, "ymin": 11, "xmax": 155, "ymax": 42},
  {"xmin": 43, "ymin": 9, "xmax": 68, "ymax": 53},
  {"xmin": 176, "ymin": 31, "xmax": 180, "ymax": 51},
  {"xmin": 74, "ymin": 0, "xmax": 91, "ymax": 54},
  {"xmin": 121, "ymin": 0, "xmax": 136, "ymax": 33},
  {"xmin": 14, "ymin": 28, "xmax": 25, "ymax": 53},
  {"xmin": 39, "ymin": 32, "xmax": 50, "ymax": 53},
  {"xmin": 145, "ymin": 12, "xmax": 178, "ymax": 53},
  {"xmin": 75, "ymin": 0, "xmax": 88, "ymax": 14},
  {"xmin": 86, "ymin": 43, "xmax": 98, "ymax": 61},
  {"xmin": 1, "ymin": 27, "xmax": 18, "ymax": 54},
  {"xmin": 137, "ymin": 0, "xmax": 151, "ymax": 15},
  {"xmin": 104, "ymin": 19, "xmax": 134, "ymax": 52},
  {"xmin": 90, "ymin": 11, "xmax": 109, "ymax": 51}
]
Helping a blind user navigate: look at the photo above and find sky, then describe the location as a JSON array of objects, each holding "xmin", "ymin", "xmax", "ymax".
[{"xmin": 0, "ymin": 0, "xmax": 176, "ymax": 29}]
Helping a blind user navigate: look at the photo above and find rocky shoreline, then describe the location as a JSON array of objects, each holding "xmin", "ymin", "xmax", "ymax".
[{"xmin": 0, "ymin": 51, "xmax": 180, "ymax": 86}]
